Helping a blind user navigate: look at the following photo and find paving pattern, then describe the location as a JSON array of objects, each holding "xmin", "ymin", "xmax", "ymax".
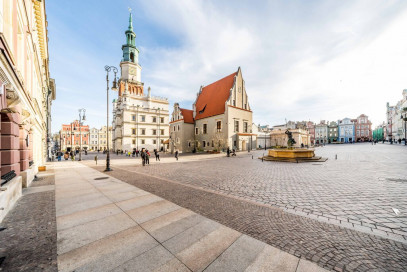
[
  {"xmin": 86, "ymin": 143, "xmax": 407, "ymax": 271},
  {"xmin": 55, "ymin": 162, "xmax": 327, "ymax": 272},
  {"xmin": 0, "ymin": 171, "xmax": 57, "ymax": 272}
]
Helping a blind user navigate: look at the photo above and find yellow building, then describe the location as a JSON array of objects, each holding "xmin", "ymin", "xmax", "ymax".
[{"xmin": 0, "ymin": 0, "xmax": 55, "ymax": 222}]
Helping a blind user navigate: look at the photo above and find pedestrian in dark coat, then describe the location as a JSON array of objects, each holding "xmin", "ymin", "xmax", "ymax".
[
  {"xmin": 154, "ymin": 149, "xmax": 159, "ymax": 161},
  {"xmin": 145, "ymin": 150, "xmax": 150, "ymax": 165},
  {"xmin": 175, "ymin": 150, "xmax": 179, "ymax": 161},
  {"xmin": 141, "ymin": 150, "xmax": 145, "ymax": 166}
]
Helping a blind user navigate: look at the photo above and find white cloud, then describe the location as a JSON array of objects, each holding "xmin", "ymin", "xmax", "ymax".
[{"xmin": 134, "ymin": 0, "xmax": 407, "ymax": 127}]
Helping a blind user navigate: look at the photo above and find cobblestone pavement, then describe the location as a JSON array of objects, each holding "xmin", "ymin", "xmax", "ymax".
[
  {"xmin": 0, "ymin": 170, "xmax": 57, "ymax": 272},
  {"xmin": 85, "ymin": 143, "xmax": 407, "ymax": 271},
  {"xmin": 107, "ymin": 143, "xmax": 407, "ymax": 242}
]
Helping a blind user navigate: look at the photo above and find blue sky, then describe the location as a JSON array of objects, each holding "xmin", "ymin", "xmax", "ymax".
[{"xmin": 48, "ymin": 0, "xmax": 407, "ymax": 133}]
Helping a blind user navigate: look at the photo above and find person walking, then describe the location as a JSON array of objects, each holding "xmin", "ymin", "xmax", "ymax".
[
  {"xmin": 227, "ymin": 147, "xmax": 230, "ymax": 157},
  {"xmin": 155, "ymin": 150, "xmax": 160, "ymax": 161},
  {"xmin": 141, "ymin": 149, "xmax": 145, "ymax": 166},
  {"xmin": 145, "ymin": 150, "xmax": 150, "ymax": 165},
  {"xmin": 175, "ymin": 150, "xmax": 179, "ymax": 161},
  {"xmin": 136, "ymin": 149, "xmax": 139, "ymax": 157}
]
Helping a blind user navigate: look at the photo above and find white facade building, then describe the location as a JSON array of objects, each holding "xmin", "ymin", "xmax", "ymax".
[
  {"xmin": 112, "ymin": 12, "xmax": 169, "ymax": 152},
  {"xmin": 387, "ymin": 89, "xmax": 407, "ymax": 142}
]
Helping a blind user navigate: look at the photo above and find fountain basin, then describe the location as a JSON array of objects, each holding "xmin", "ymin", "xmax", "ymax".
[{"xmin": 268, "ymin": 149, "xmax": 314, "ymax": 158}]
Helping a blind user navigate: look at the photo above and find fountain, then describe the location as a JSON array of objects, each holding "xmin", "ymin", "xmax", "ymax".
[{"xmin": 261, "ymin": 129, "xmax": 327, "ymax": 163}]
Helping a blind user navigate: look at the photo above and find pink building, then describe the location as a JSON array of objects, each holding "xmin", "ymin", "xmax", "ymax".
[
  {"xmin": 355, "ymin": 114, "xmax": 372, "ymax": 142},
  {"xmin": 306, "ymin": 121, "xmax": 315, "ymax": 145}
]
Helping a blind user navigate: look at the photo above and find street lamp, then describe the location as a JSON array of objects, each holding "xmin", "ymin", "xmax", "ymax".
[
  {"xmin": 78, "ymin": 108, "xmax": 86, "ymax": 161},
  {"xmin": 401, "ymin": 109, "xmax": 407, "ymax": 146},
  {"xmin": 264, "ymin": 132, "xmax": 267, "ymax": 150},
  {"xmin": 104, "ymin": 65, "xmax": 118, "ymax": 171}
]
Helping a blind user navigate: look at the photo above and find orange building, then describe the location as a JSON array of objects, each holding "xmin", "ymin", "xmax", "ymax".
[{"xmin": 60, "ymin": 120, "xmax": 90, "ymax": 152}]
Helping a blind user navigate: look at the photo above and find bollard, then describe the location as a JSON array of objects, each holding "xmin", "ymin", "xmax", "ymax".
[
  {"xmin": 262, "ymin": 153, "xmax": 264, "ymax": 162},
  {"xmin": 335, "ymin": 154, "xmax": 337, "ymax": 160}
]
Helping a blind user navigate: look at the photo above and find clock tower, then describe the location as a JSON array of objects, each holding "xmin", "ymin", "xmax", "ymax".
[{"xmin": 119, "ymin": 10, "xmax": 143, "ymax": 96}]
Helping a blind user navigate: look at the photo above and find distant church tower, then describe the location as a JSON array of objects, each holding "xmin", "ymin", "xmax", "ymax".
[{"xmin": 119, "ymin": 11, "xmax": 143, "ymax": 96}]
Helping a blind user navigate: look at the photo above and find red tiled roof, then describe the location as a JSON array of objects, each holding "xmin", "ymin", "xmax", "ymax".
[
  {"xmin": 195, "ymin": 71, "xmax": 237, "ymax": 120},
  {"xmin": 180, "ymin": 108, "xmax": 194, "ymax": 124}
]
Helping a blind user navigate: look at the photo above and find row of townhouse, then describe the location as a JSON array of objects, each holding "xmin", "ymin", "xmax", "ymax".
[
  {"xmin": 306, "ymin": 114, "xmax": 373, "ymax": 144},
  {"xmin": 58, "ymin": 121, "xmax": 113, "ymax": 152}
]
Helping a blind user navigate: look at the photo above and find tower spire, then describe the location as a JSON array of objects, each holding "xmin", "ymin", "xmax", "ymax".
[{"xmin": 128, "ymin": 8, "xmax": 133, "ymax": 32}]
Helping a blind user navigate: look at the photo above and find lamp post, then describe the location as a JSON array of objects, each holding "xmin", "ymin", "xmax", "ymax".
[
  {"xmin": 264, "ymin": 132, "xmax": 267, "ymax": 150},
  {"xmin": 78, "ymin": 108, "xmax": 86, "ymax": 161},
  {"xmin": 401, "ymin": 109, "xmax": 407, "ymax": 145},
  {"xmin": 104, "ymin": 65, "xmax": 118, "ymax": 171},
  {"xmin": 136, "ymin": 105, "xmax": 139, "ymax": 150}
]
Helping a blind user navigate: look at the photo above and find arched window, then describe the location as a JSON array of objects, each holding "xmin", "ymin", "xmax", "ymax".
[{"xmin": 130, "ymin": 52, "xmax": 135, "ymax": 62}]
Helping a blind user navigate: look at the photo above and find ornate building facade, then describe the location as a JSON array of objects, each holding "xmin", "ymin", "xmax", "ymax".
[
  {"xmin": 0, "ymin": 0, "xmax": 55, "ymax": 222},
  {"xmin": 112, "ymin": 12, "xmax": 169, "ymax": 152},
  {"xmin": 170, "ymin": 67, "xmax": 255, "ymax": 153},
  {"xmin": 60, "ymin": 120, "xmax": 89, "ymax": 152}
]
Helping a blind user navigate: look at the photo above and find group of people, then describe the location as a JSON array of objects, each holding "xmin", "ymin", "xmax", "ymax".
[
  {"xmin": 140, "ymin": 148, "xmax": 162, "ymax": 166},
  {"xmin": 226, "ymin": 147, "xmax": 236, "ymax": 157}
]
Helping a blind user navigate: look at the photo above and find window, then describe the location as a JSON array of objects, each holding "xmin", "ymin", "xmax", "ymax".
[
  {"xmin": 141, "ymin": 115, "xmax": 145, "ymax": 122},
  {"xmin": 178, "ymin": 125, "xmax": 180, "ymax": 131},
  {"xmin": 153, "ymin": 140, "xmax": 157, "ymax": 144},
  {"xmin": 212, "ymin": 140, "xmax": 214, "ymax": 147},
  {"xmin": 203, "ymin": 141, "xmax": 206, "ymax": 147},
  {"xmin": 217, "ymin": 121, "xmax": 221, "ymax": 132},
  {"xmin": 244, "ymin": 122, "xmax": 248, "ymax": 133},
  {"xmin": 132, "ymin": 115, "xmax": 136, "ymax": 121},
  {"xmin": 173, "ymin": 126, "xmax": 176, "ymax": 132},
  {"xmin": 152, "ymin": 117, "xmax": 157, "ymax": 123},
  {"xmin": 199, "ymin": 105, "xmax": 207, "ymax": 114},
  {"xmin": 152, "ymin": 129, "xmax": 157, "ymax": 135},
  {"xmin": 161, "ymin": 139, "xmax": 164, "ymax": 144},
  {"xmin": 195, "ymin": 127, "xmax": 199, "ymax": 135},
  {"xmin": 233, "ymin": 100, "xmax": 236, "ymax": 106},
  {"xmin": 203, "ymin": 124, "xmax": 207, "ymax": 134},
  {"xmin": 132, "ymin": 140, "xmax": 136, "ymax": 144},
  {"xmin": 132, "ymin": 129, "xmax": 136, "ymax": 135},
  {"xmin": 141, "ymin": 139, "xmax": 145, "ymax": 144},
  {"xmin": 84, "ymin": 141, "xmax": 86, "ymax": 144},
  {"xmin": 234, "ymin": 140, "xmax": 237, "ymax": 147},
  {"xmin": 188, "ymin": 142, "xmax": 191, "ymax": 147},
  {"xmin": 161, "ymin": 129, "xmax": 164, "ymax": 135},
  {"xmin": 160, "ymin": 117, "xmax": 164, "ymax": 123},
  {"xmin": 234, "ymin": 120, "xmax": 239, "ymax": 132},
  {"xmin": 67, "ymin": 141, "xmax": 70, "ymax": 144},
  {"xmin": 141, "ymin": 129, "xmax": 145, "ymax": 135}
]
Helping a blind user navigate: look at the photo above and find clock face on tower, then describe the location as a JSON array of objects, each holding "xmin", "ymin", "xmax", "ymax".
[{"xmin": 129, "ymin": 68, "xmax": 136, "ymax": 76}]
